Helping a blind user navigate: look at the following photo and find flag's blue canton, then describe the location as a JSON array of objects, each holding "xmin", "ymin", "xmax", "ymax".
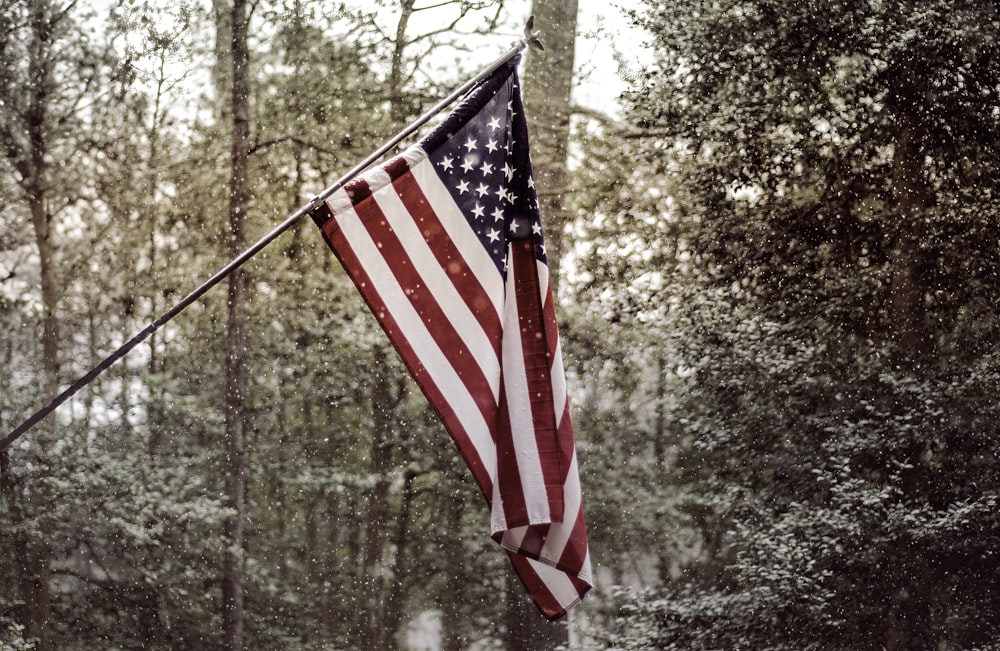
[{"xmin": 426, "ymin": 76, "xmax": 545, "ymax": 277}]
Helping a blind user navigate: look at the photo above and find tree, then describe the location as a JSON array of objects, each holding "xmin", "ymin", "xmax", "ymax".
[
  {"xmin": 605, "ymin": 1, "xmax": 1000, "ymax": 648},
  {"xmin": 522, "ymin": 0, "xmax": 577, "ymax": 288},
  {"xmin": 0, "ymin": 2, "xmax": 122, "ymax": 647},
  {"xmin": 504, "ymin": 2, "xmax": 580, "ymax": 649},
  {"xmin": 0, "ymin": 1, "xmax": 623, "ymax": 648},
  {"xmin": 217, "ymin": 0, "xmax": 251, "ymax": 647}
]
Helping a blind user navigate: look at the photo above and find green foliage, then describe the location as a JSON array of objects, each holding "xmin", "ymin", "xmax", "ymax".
[
  {"xmin": 0, "ymin": 620, "xmax": 34, "ymax": 651},
  {"xmin": 597, "ymin": 0, "xmax": 1000, "ymax": 648},
  {"xmin": 1, "ymin": 0, "xmax": 520, "ymax": 649}
]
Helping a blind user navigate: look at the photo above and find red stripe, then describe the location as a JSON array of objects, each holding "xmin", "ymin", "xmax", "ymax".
[
  {"xmin": 349, "ymin": 182, "xmax": 500, "ymax": 436},
  {"xmin": 541, "ymin": 277, "xmax": 560, "ymax": 367},
  {"xmin": 316, "ymin": 202, "xmax": 495, "ymax": 498},
  {"xmin": 511, "ymin": 241, "xmax": 564, "ymax": 519},
  {"xmin": 506, "ymin": 552, "xmax": 572, "ymax": 621},
  {"xmin": 556, "ymin": 503, "xmax": 589, "ymax": 574},
  {"xmin": 557, "ymin": 404, "xmax": 575, "ymax": 481},
  {"xmin": 382, "ymin": 155, "xmax": 410, "ymax": 182},
  {"xmin": 542, "ymin": 278, "xmax": 575, "ymax": 484},
  {"xmin": 393, "ymin": 170, "xmax": 504, "ymax": 349},
  {"xmin": 541, "ymin": 273, "xmax": 572, "ymax": 466},
  {"xmin": 343, "ymin": 176, "xmax": 373, "ymax": 204},
  {"xmin": 495, "ymin": 376, "xmax": 528, "ymax": 523},
  {"xmin": 507, "ymin": 547, "xmax": 592, "ymax": 620},
  {"xmin": 517, "ymin": 523, "xmax": 550, "ymax": 560}
]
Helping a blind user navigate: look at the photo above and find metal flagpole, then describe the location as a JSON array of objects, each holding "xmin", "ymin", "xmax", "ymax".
[{"xmin": 1, "ymin": 36, "xmax": 530, "ymax": 451}]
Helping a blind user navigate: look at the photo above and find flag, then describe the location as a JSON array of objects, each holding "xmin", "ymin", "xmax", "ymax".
[{"xmin": 311, "ymin": 59, "xmax": 592, "ymax": 619}]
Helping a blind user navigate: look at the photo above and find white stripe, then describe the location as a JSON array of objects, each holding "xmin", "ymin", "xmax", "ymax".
[
  {"xmin": 496, "ymin": 454, "xmax": 588, "ymax": 578},
  {"xmin": 551, "ymin": 352, "xmax": 568, "ymax": 428},
  {"xmin": 491, "ymin": 480, "xmax": 505, "ymax": 534},
  {"xmin": 330, "ymin": 193, "xmax": 498, "ymax": 484},
  {"xmin": 409, "ymin": 151, "xmax": 505, "ymax": 320},
  {"xmin": 536, "ymin": 452, "xmax": 582, "ymax": 564},
  {"xmin": 370, "ymin": 169, "xmax": 501, "ymax": 402},
  {"xmin": 526, "ymin": 558, "xmax": 585, "ymax": 609},
  {"xmin": 498, "ymin": 247, "xmax": 551, "ymax": 527},
  {"xmin": 536, "ymin": 259, "xmax": 568, "ymax": 427},
  {"xmin": 536, "ymin": 257, "xmax": 550, "ymax": 307}
]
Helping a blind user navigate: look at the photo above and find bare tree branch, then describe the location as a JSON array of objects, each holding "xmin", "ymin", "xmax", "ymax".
[{"xmin": 248, "ymin": 135, "xmax": 345, "ymax": 158}]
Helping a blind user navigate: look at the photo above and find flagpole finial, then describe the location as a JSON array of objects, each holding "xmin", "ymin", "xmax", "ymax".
[{"xmin": 522, "ymin": 16, "xmax": 544, "ymax": 51}]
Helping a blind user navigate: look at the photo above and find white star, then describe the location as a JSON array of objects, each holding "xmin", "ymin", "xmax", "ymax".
[
  {"xmin": 532, "ymin": 222, "xmax": 542, "ymax": 235},
  {"xmin": 495, "ymin": 186, "xmax": 508, "ymax": 202},
  {"xmin": 486, "ymin": 139, "xmax": 498, "ymax": 153},
  {"xmin": 509, "ymin": 221, "xmax": 520, "ymax": 234},
  {"xmin": 480, "ymin": 161, "xmax": 494, "ymax": 176},
  {"xmin": 491, "ymin": 207, "xmax": 505, "ymax": 222},
  {"xmin": 475, "ymin": 183, "xmax": 490, "ymax": 197},
  {"xmin": 472, "ymin": 203, "xmax": 485, "ymax": 219},
  {"xmin": 487, "ymin": 228, "xmax": 500, "ymax": 242},
  {"xmin": 502, "ymin": 163, "xmax": 514, "ymax": 181},
  {"xmin": 487, "ymin": 116, "xmax": 501, "ymax": 131},
  {"xmin": 461, "ymin": 157, "xmax": 476, "ymax": 173},
  {"xmin": 440, "ymin": 156, "xmax": 454, "ymax": 171},
  {"xmin": 464, "ymin": 137, "xmax": 477, "ymax": 152},
  {"xmin": 527, "ymin": 176, "xmax": 535, "ymax": 189},
  {"xmin": 457, "ymin": 180, "xmax": 470, "ymax": 194}
]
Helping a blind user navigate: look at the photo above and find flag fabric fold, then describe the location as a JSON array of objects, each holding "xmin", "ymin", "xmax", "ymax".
[{"xmin": 311, "ymin": 59, "xmax": 592, "ymax": 619}]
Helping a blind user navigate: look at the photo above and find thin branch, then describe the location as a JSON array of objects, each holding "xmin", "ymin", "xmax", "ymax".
[
  {"xmin": 366, "ymin": 14, "xmax": 392, "ymax": 44},
  {"xmin": 403, "ymin": 12, "xmax": 467, "ymax": 46},
  {"xmin": 412, "ymin": 0, "xmax": 465, "ymax": 11},
  {"xmin": 248, "ymin": 135, "xmax": 344, "ymax": 158},
  {"xmin": 619, "ymin": 128, "xmax": 675, "ymax": 140},
  {"xmin": 52, "ymin": 0, "xmax": 81, "ymax": 27}
]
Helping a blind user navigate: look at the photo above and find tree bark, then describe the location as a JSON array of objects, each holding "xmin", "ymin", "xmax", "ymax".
[
  {"xmin": 389, "ymin": 0, "xmax": 415, "ymax": 127},
  {"xmin": 360, "ymin": 344, "xmax": 396, "ymax": 648},
  {"xmin": 890, "ymin": 118, "xmax": 929, "ymax": 362},
  {"xmin": 24, "ymin": 5, "xmax": 60, "ymax": 408},
  {"xmin": 382, "ymin": 469, "xmax": 418, "ymax": 650},
  {"xmin": 522, "ymin": 0, "xmax": 579, "ymax": 293},
  {"xmin": 505, "ymin": 1, "xmax": 578, "ymax": 648},
  {"xmin": 221, "ymin": 0, "xmax": 250, "ymax": 648},
  {"xmin": 2, "ymin": 5, "xmax": 66, "ymax": 647}
]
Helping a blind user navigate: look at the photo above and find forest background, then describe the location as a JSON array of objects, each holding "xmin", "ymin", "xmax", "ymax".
[{"xmin": 2, "ymin": 0, "xmax": 1000, "ymax": 650}]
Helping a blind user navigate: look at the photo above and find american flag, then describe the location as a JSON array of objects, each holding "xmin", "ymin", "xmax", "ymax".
[{"xmin": 312, "ymin": 60, "xmax": 592, "ymax": 619}]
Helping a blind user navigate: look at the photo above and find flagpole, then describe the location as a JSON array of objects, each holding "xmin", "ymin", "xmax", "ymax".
[{"xmin": 1, "ymin": 36, "xmax": 529, "ymax": 451}]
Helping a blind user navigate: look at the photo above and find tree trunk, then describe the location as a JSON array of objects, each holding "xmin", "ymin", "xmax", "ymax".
[
  {"xmin": 388, "ymin": 0, "xmax": 415, "ymax": 127},
  {"xmin": 382, "ymin": 469, "xmax": 418, "ymax": 650},
  {"xmin": 6, "ymin": 5, "xmax": 64, "ymax": 647},
  {"xmin": 221, "ymin": 0, "xmax": 250, "ymax": 648},
  {"xmin": 2, "ymin": 453, "xmax": 52, "ymax": 651},
  {"xmin": 439, "ymin": 495, "xmax": 468, "ymax": 651},
  {"xmin": 360, "ymin": 345, "xmax": 396, "ymax": 648},
  {"xmin": 24, "ymin": 15, "xmax": 60, "ymax": 409},
  {"xmin": 890, "ymin": 118, "xmax": 929, "ymax": 362},
  {"xmin": 505, "ymin": 573, "xmax": 566, "ymax": 651},
  {"xmin": 522, "ymin": 0, "xmax": 578, "ymax": 293},
  {"xmin": 504, "ymin": 2, "xmax": 578, "ymax": 648}
]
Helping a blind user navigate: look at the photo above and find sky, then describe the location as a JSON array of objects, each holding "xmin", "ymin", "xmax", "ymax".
[
  {"xmin": 375, "ymin": 0, "xmax": 651, "ymax": 118},
  {"xmin": 574, "ymin": 1, "xmax": 650, "ymax": 115}
]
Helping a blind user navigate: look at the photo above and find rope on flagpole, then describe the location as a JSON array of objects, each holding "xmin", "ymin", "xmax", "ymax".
[{"xmin": 1, "ymin": 31, "xmax": 533, "ymax": 452}]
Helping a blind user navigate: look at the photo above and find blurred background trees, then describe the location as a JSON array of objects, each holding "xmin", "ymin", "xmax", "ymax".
[
  {"xmin": 2, "ymin": 0, "xmax": 999, "ymax": 649},
  {"xmin": 591, "ymin": 1, "xmax": 1000, "ymax": 649}
]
